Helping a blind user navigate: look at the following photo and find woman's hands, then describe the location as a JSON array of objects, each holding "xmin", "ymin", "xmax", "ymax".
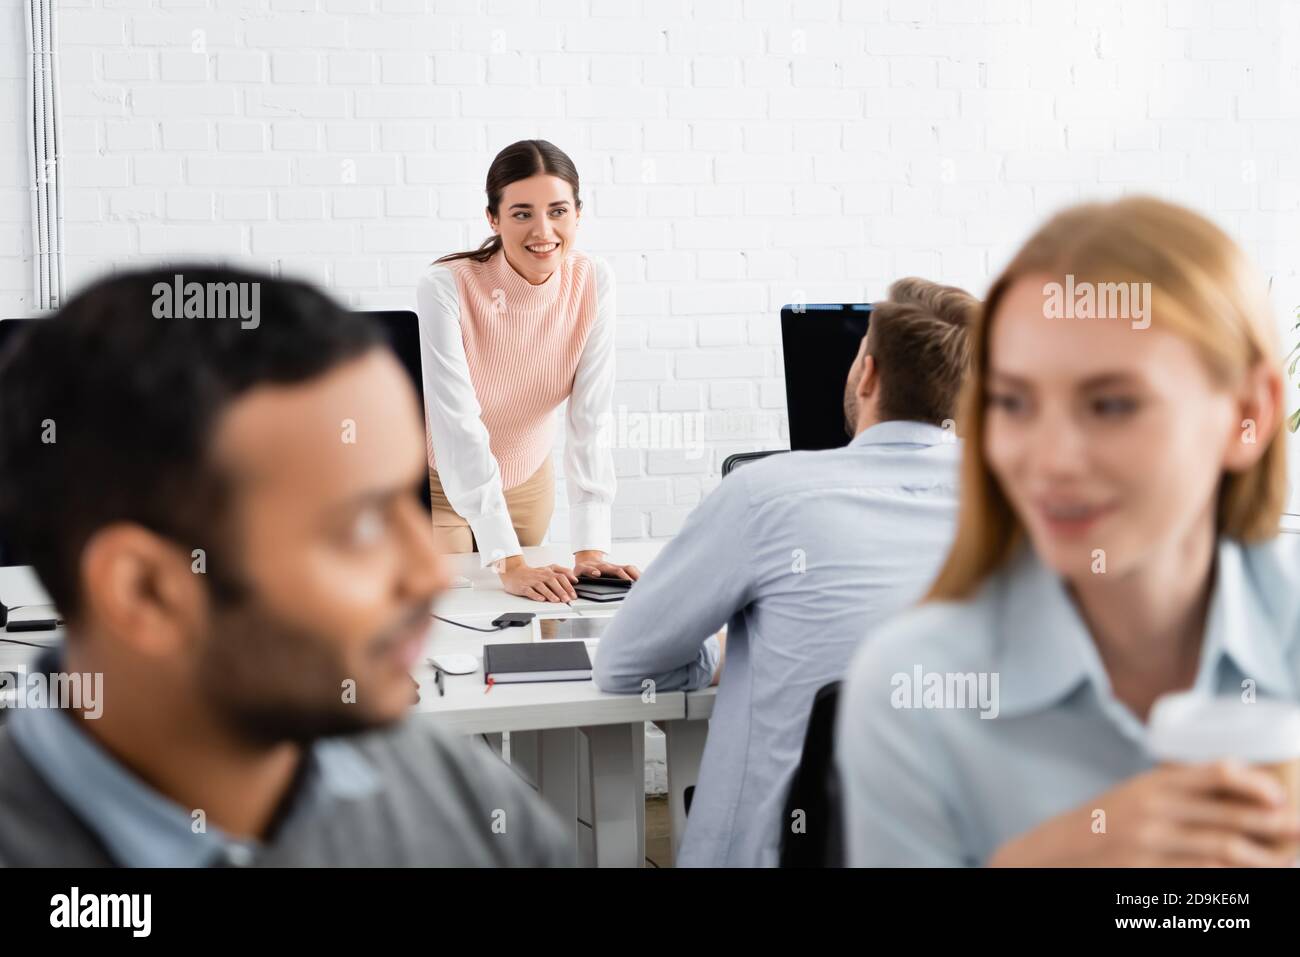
[
  {"xmin": 494, "ymin": 551, "xmax": 640, "ymax": 603},
  {"xmin": 572, "ymin": 549, "xmax": 640, "ymax": 582},
  {"xmin": 988, "ymin": 761, "xmax": 1300, "ymax": 867},
  {"xmin": 496, "ymin": 555, "xmax": 578, "ymax": 603}
]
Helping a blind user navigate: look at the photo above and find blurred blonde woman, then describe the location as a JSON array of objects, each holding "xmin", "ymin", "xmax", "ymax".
[{"xmin": 839, "ymin": 196, "xmax": 1300, "ymax": 867}]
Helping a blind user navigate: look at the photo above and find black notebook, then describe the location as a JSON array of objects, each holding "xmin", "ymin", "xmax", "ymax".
[{"xmin": 483, "ymin": 640, "xmax": 593, "ymax": 684}]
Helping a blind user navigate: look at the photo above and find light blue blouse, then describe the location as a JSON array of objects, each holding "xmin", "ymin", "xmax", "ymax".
[{"xmin": 837, "ymin": 533, "xmax": 1300, "ymax": 866}]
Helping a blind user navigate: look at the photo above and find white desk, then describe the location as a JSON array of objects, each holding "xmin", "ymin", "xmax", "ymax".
[
  {"xmin": 418, "ymin": 540, "xmax": 692, "ymax": 867},
  {"xmin": 415, "ymin": 541, "xmax": 669, "ymax": 736},
  {"xmin": 0, "ymin": 629, "xmax": 61, "ymax": 713},
  {"xmin": 0, "ymin": 569, "xmax": 62, "ymax": 705}
]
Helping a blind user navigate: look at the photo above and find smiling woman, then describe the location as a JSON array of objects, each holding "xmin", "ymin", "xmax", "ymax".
[
  {"xmin": 837, "ymin": 196, "xmax": 1300, "ymax": 869},
  {"xmin": 415, "ymin": 140, "xmax": 640, "ymax": 604}
]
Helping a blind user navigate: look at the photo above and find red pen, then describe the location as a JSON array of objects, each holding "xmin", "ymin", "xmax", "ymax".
[{"xmin": 484, "ymin": 677, "xmax": 494, "ymax": 694}]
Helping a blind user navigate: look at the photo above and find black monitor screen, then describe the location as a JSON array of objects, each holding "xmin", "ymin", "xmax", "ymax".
[
  {"xmin": 779, "ymin": 303, "xmax": 872, "ymax": 452},
  {"xmin": 353, "ymin": 309, "xmax": 433, "ymax": 515},
  {"xmin": 0, "ymin": 318, "xmax": 37, "ymax": 567}
]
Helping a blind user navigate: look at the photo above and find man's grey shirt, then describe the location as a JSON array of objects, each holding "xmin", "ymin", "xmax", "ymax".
[
  {"xmin": 0, "ymin": 650, "xmax": 573, "ymax": 867},
  {"xmin": 593, "ymin": 420, "xmax": 961, "ymax": 867}
]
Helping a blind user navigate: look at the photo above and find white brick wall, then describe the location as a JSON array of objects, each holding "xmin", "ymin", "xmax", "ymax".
[{"xmin": 2, "ymin": 0, "xmax": 1300, "ymax": 538}]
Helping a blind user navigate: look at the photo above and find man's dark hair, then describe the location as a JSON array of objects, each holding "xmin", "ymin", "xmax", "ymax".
[
  {"xmin": 865, "ymin": 277, "xmax": 978, "ymax": 427},
  {"xmin": 0, "ymin": 264, "xmax": 386, "ymax": 621}
]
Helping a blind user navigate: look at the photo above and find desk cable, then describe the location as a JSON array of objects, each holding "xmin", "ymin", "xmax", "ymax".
[
  {"xmin": 0, "ymin": 635, "xmax": 51, "ymax": 648},
  {"xmin": 430, "ymin": 611, "xmax": 536, "ymax": 633}
]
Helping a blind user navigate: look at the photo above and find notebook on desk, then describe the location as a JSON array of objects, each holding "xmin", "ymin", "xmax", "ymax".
[{"xmin": 483, "ymin": 640, "xmax": 592, "ymax": 684}]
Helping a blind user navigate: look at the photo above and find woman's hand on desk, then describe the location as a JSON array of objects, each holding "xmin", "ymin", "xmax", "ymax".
[
  {"xmin": 496, "ymin": 556, "xmax": 579, "ymax": 603},
  {"xmin": 572, "ymin": 550, "xmax": 641, "ymax": 582}
]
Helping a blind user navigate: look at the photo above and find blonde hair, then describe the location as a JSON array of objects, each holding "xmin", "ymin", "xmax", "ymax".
[{"xmin": 927, "ymin": 196, "xmax": 1287, "ymax": 601}]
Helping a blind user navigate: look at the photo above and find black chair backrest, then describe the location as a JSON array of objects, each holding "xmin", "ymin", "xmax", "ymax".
[
  {"xmin": 721, "ymin": 449, "xmax": 789, "ymax": 477},
  {"xmin": 779, "ymin": 680, "xmax": 844, "ymax": 868}
]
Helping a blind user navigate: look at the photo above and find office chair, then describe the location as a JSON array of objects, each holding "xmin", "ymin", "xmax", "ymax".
[
  {"xmin": 778, "ymin": 680, "xmax": 845, "ymax": 867},
  {"xmin": 721, "ymin": 449, "xmax": 789, "ymax": 477}
]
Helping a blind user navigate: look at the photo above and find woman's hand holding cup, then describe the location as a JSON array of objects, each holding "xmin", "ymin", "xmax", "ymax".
[{"xmin": 990, "ymin": 694, "xmax": 1300, "ymax": 867}]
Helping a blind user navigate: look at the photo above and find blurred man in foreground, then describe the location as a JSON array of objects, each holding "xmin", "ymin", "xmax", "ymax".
[{"xmin": 0, "ymin": 266, "xmax": 570, "ymax": 866}]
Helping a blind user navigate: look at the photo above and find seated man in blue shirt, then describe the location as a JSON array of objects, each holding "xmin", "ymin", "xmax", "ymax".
[
  {"xmin": 0, "ymin": 266, "xmax": 570, "ymax": 867},
  {"xmin": 593, "ymin": 278, "xmax": 977, "ymax": 867}
]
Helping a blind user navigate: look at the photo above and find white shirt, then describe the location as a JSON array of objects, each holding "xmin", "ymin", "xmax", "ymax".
[{"xmin": 415, "ymin": 256, "xmax": 617, "ymax": 566}]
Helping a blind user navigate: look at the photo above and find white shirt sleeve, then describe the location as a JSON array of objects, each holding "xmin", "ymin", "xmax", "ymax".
[
  {"xmin": 564, "ymin": 256, "xmax": 618, "ymax": 555},
  {"xmin": 415, "ymin": 265, "xmax": 521, "ymax": 567}
]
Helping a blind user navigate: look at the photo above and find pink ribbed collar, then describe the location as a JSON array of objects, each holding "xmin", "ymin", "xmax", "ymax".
[{"xmin": 483, "ymin": 247, "xmax": 564, "ymax": 307}]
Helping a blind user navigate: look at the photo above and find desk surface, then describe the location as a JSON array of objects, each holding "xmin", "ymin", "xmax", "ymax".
[
  {"xmin": 2, "ymin": 540, "xmax": 720, "ymax": 731},
  {"xmin": 415, "ymin": 541, "xmax": 699, "ymax": 734},
  {"xmin": 430, "ymin": 540, "xmax": 663, "ymax": 620}
]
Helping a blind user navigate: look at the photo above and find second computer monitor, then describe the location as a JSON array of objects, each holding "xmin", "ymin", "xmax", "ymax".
[{"xmin": 779, "ymin": 303, "xmax": 872, "ymax": 452}]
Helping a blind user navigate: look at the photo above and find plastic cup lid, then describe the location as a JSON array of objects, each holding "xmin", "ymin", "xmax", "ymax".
[{"xmin": 1147, "ymin": 691, "xmax": 1300, "ymax": 764}]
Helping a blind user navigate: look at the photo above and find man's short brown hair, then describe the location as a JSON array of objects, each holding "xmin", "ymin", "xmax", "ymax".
[{"xmin": 864, "ymin": 277, "xmax": 978, "ymax": 427}]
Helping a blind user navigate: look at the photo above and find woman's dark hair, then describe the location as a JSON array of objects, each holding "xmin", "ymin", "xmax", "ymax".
[{"xmin": 434, "ymin": 139, "xmax": 582, "ymax": 266}]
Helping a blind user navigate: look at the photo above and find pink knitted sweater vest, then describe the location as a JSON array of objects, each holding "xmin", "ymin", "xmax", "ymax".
[{"xmin": 435, "ymin": 247, "xmax": 600, "ymax": 490}]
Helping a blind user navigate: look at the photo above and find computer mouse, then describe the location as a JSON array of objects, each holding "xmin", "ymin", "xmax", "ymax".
[{"xmin": 428, "ymin": 653, "xmax": 479, "ymax": 675}]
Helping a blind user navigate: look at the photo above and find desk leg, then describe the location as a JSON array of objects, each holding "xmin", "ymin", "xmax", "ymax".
[
  {"xmin": 508, "ymin": 730, "xmax": 540, "ymax": 789},
  {"xmin": 538, "ymin": 728, "xmax": 582, "ymax": 856},
  {"xmin": 581, "ymin": 722, "xmax": 645, "ymax": 868},
  {"xmin": 509, "ymin": 729, "xmax": 584, "ymax": 860},
  {"xmin": 577, "ymin": 730, "xmax": 594, "ymax": 867},
  {"xmin": 656, "ymin": 718, "xmax": 709, "ymax": 866}
]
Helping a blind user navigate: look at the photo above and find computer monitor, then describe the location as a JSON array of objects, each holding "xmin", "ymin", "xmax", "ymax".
[
  {"xmin": 779, "ymin": 303, "xmax": 873, "ymax": 452},
  {"xmin": 0, "ymin": 318, "xmax": 37, "ymax": 567},
  {"xmin": 351, "ymin": 309, "xmax": 433, "ymax": 514},
  {"xmin": 0, "ymin": 310, "xmax": 432, "ymax": 567}
]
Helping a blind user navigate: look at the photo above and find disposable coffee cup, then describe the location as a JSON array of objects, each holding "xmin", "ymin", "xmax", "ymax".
[{"xmin": 1147, "ymin": 692, "xmax": 1300, "ymax": 817}]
